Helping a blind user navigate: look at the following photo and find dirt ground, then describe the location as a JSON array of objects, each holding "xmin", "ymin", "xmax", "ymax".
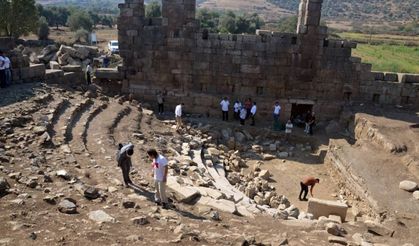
[{"xmin": 0, "ymin": 82, "xmax": 418, "ymax": 245}]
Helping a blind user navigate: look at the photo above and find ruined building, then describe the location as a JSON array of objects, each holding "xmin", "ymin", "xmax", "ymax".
[{"xmin": 118, "ymin": 0, "xmax": 419, "ymax": 120}]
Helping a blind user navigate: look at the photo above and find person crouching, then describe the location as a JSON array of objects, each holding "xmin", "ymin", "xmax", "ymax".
[{"xmin": 116, "ymin": 143, "xmax": 134, "ymax": 187}]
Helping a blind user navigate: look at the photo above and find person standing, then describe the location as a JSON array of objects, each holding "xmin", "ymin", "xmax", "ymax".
[
  {"xmin": 4, "ymin": 55, "xmax": 11, "ymax": 86},
  {"xmin": 157, "ymin": 91, "xmax": 164, "ymax": 115},
  {"xmin": 233, "ymin": 100, "xmax": 241, "ymax": 120},
  {"xmin": 250, "ymin": 102, "xmax": 257, "ymax": 126},
  {"xmin": 220, "ymin": 97, "xmax": 230, "ymax": 121},
  {"xmin": 273, "ymin": 101, "xmax": 281, "ymax": 121},
  {"xmin": 175, "ymin": 103, "xmax": 184, "ymax": 130},
  {"xmin": 239, "ymin": 107, "xmax": 247, "ymax": 126},
  {"xmin": 85, "ymin": 63, "xmax": 93, "ymax": 85},
  {"xmin": 273, "ymin": 101, "xmax": 281, "ymax": 130},
  {"xmin": 0, "ymin": 51, "xmax": 6, "ymax": 88},
  {"xmin": 116, "ymin": 143, "xmax": 134, "ymax": 188},
  {"xmin": 299, "ymin": 176, "xmax": 320, "ymax": 201},
  {"xmin": 308, "ymin": 111, "xmax": 316, "ymax": 135},
  {"xmin": 147, "ymin": 149, "xmax": 169, "ymax": 209},
  {"xmin": 285, "ymin": 119, "xmax": 293, "ymax": 142},
  {"xmin": 244, "ymin": 98, "xmax": 252, "ymax": 119},
  {"xmin": 304, "ymin": 110, "xmax": 312, "ymax": 134}
]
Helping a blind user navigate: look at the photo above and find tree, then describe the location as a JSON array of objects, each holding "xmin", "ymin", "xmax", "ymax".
[
  {"xmin": 89, "ymin": 11, "xmax": 101, "ymax": 28},
  {"xmin": 74, "ymin": 28, "xmax": 89, "ymax": 43},
  {"xmin": 219, "ymin": 11, "xmax": 236, "ymax": 33},
  {"xmin": 0, "ymin": 0, "xmax": 39, "ymax": 38},
  {"xmin": 37, "ymin": 16, "xmax": 49, "ymax": 40},
  {"xmin": 145, "ymin": 1, "xmax": 161, "ymax": 18},
  {"xmin": 197, "ymin": 8, "xmax": 220, "ymax": 33},
  {"xmin": 67, "ymin": 10, "xmax": 93, "ymax": 32},
  {"xmin": 101, "ymin": 16, "xmax": 114, "ymax": 28},
  {"xmin": 277, "ymin": 16, "xmax": 298, "ymax": 33}
]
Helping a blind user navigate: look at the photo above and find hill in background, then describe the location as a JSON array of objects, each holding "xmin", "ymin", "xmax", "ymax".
[{"xmin": 36, "ymin": 0, "xmax": 418, "ymax": 23}]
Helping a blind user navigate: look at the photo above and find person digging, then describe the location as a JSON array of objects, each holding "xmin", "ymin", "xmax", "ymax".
[{"xmin": 299, "ymin": 176, "xmax": 320, "ymax": 201}]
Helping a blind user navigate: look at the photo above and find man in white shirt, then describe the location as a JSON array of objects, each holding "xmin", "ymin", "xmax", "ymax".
[
  {"xmin": 85, "ymin": 64, "xmax": 93, "ymax": 85},
  {"xmin": 147, "ymin": 149, "xmax": 169, "ymax": 209},
  {"xmin": 220, "ymin": 97, "xmax": 230, "ymax": 121},
  {"xmin": 273, "ymin": 101, "xmax": 281, "ymax": 121},
  {"xmin": 4, "ymin": 56, "xmax": 11, "ymax": 86},
  {"xmin": 175, "ymin": 103, "xmax": 184, "ymax": 130},
  {"xmin": 239, "ymin": 107, "xmax": 247, "ymax": 125},
  {"xmin": 233, "ymin": 100, "xmax": 241, "ymax": 120},
  {"xmin": 0, "ymin": 51, "xmax": 6, "ymax": 88},
  {"xmin": 250, "ymin": 102, "xmax": 257, "ymax": 126}
]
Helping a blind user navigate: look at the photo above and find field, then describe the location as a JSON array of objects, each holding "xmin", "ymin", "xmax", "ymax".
[
  {"xmin": 336, "ymin": 32, "xmax": 419, "ymax": 74},
  {"xmin": 338, "ymin": 32, "xmax": 419, "ymax": 46},
  {"xmin": 352, "ymin": 44, "xmax": 419, "ymax": 73}
]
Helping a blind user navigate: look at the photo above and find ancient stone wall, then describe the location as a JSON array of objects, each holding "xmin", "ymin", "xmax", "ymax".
[{"xmin": 118, "ymin": 0, "xmax": 419, "ymax": 121}]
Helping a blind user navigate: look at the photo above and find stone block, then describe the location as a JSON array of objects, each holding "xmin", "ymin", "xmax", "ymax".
[
  {"xmin": 62, "ymin": 65, "xmax": 82, "ymax": 73},
  {"xmin": 384, "ymin": 73, "xmax": 399, "ymax": 82},
  {"xmin": 307, "ymin": 198, "xmax": 348, "ymax": 221},
  {"xmin": 167, "ymin": 177, "xmax": 200, "ymax": 204},
  {"xmin": 372, "ymin": 72, "xmax": 385, "ymax": 81},
  {"xmin": 402, "ymin": 74, "xmax": 419, "ymax": 84},
  {"xmin": 95, "ymin": 68, "xmax": 122, "ymax": 80}
]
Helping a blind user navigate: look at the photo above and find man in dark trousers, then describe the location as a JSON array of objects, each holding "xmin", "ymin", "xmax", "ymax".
[
  {"xmin": 116, "ymin": 143, "xmax": 134, "ymax": 187},
  {"xmin": 299, "ymin": 176, "xmax": 320, "ymax": 201}
]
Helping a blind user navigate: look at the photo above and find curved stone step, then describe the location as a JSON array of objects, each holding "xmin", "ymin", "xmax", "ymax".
[{"xmin": 64, "ymin": 99, "xmax": 94, "ymax": 144}]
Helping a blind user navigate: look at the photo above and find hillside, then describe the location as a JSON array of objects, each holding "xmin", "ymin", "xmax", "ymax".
[{"xmin": 36, "ymin": 0, "xmax": 418, "ymax": 23}]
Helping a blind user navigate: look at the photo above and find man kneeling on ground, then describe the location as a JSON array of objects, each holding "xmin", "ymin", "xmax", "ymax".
[
  {"xmin": 299, "ymin": 176, "xmax": 320, "ymax": 201},
  {"xmin": 148, "ymin": 149, "xmax": 169, "ymax": 209}
]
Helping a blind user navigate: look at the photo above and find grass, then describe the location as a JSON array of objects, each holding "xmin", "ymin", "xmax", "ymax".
[
  {"xmin": 337, "ymin": 32, "xmax": 419, "ymax": 46},
  {"xmin": 352, "ymin": 44, "xmax": 419, "ymax": 73}
]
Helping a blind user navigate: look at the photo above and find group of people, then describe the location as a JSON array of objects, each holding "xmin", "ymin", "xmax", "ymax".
[
  {"xmin": 220, "ymin": 97, "xmax": 258, "ymax": 126},
  {"xmin": 0, "ymin": 51, "xmax": 12, "ymax": 88},
  {"xmin": 116, "ymin": 143, "xmax": 170, "ymax": 209}
]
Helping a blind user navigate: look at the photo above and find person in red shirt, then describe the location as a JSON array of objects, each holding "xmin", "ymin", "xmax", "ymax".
[{"xmin": 299, "ymin": 176, "xmax": 320, "ymax": 201}]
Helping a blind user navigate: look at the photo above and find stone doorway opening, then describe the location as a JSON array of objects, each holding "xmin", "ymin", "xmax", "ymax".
[{"xmin": 290, "ymin": 103, "xmax": 313, "ymax": 126}]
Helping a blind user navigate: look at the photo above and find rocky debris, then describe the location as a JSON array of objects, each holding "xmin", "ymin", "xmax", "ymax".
[
  {"xmin": 122, "ymin": 199, "xmax": 136, "ymax": 209},
  {"xmin": 262, "ymin": 154, "xmax": 275, "ymax": 161},
  {"xmin": 210, "ymin": 211, "xmax": 220, "ymax": 221},
  {"xmin": 413, "ymin": 191, "xmax": 419, "ymax": 200},
  {"xmin": 131, "ymin": 216, "xmax": 150, "ymax": 226},
  {"xmin": 399, "ymin": 180, "xmax": 418, "ymax": 192},
  {"xmin": 277, "ymin": 152, "xmax": 289, "ymax": 158},
  {"xmin": 0, "ymin": 177, "xmax": 10, "ymax": 196},
  {"xmin": 365, "ymin": 221, "xmax": 395, "ymax": 237},
  {"xmin": 285, "ymin": 205, "xmax": 299, "ymax": 219},
  {"xmin": 58, "ymin": 198, "xmax": 77, "ymax": 214},
  {"xmin": 328, "ymin": 214, "xmax": 342, "ymax": 224},
  {"xmin": 258, "ymin": 170, "xmax": 271, "ymax": 180},
  {"xmin": 43, "ymin": 195, "xmax": 57, "ymax": 205},
  {"xmin": 75, "ymin": 183, "xmax": 100, "ymax": 199},
  {"xmin": 56, "ymin": 170, "xmax": 70, "ymax": 180},
  {"xmin": 328, "ymin": 236, "xmax": 348, "ymax": 245},
  {"xmin": 325, "ymin": 222, "xmax": 346, "ymax": 236},
  {"xmin": 88, "ymin": 210, "xmax": 116, "ymax": 223}
]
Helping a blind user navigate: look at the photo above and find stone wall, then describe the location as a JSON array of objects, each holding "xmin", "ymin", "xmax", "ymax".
[
  {"xmin": 118, "ymin": 0, "xmax": 419, "ymax": 121},
  {"xmin": 360, "ymin": 71, "xmax": 419, "ymax": 108}
]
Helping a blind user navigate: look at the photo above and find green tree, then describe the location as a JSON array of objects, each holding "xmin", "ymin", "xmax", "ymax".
[
  {"xmin": 67, "ymin": 10, "xmax": 93, "ymax": 32},
  {"xmin": 145, "ymin": 1, "xmax": 161, "ymax": 18},
  {"xmin": 74, "ymin": 28, "xmax": 89, "ymax": 43},
  {"xmin": 277, "ymin": 16, "xmax": 298, "ymax": 33},
  {"xmin": 219, "ymin": 11, "xmax": 236, "ymax": 33},
  {"xmin": 197, "ymin": 8, "xmax": 220, "ymax": 33},
  {"xmin": 37, "ymin": 16, "xmax": 49, "ymax": 40},
  {"xmin": 101, "ymin": 16, "xmax": 114, "ymax": 28},
  {"xmin": 89, "ymin": 11, "xmax": 101, "ymax": 28},
  {"xmin": 0, "ymin": 0, "xmax": 39, "ymax": 38}
]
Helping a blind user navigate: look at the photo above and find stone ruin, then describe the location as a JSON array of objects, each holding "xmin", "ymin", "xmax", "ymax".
[{"xmin": 117, "ymin": 0, "xmax": 419, "ymax": 121}]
